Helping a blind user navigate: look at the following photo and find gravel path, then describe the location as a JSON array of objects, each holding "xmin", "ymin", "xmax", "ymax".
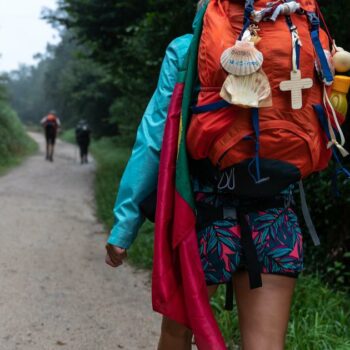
[{"xmin": 0, "ymin": 133, "xmax": 160, "ymax": 350}]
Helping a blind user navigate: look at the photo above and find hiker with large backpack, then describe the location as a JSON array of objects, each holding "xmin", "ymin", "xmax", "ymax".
[
  {"xmin": 106, "ymin": 1, "xmax": 350, "ymax": 349},
  {"xmin": 40, "ymin": 110, "xmax": 61, "ymax": 162}
]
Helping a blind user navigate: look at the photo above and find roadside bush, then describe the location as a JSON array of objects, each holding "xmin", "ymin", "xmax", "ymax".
[{"xmin": 0, "ymin": 100, "xmax": 37, "ymax": 172}]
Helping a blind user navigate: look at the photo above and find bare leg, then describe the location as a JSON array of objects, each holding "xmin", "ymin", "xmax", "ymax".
[
  {"xmin": 234, "ymin": 272, "xmax": 296, "ymax": 350},
  {"xmin": 157, "ymin": 317, "xmax": 192, "ymax": 350},
  {"xmin": 157, "ymin": 285, "xmax": 218, "ymax": 350}
]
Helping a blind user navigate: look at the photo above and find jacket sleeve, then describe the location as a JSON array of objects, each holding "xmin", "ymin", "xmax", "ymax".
[{"xmin": 107, "ymin": 35, "xmax": 193, "ymax": 249}]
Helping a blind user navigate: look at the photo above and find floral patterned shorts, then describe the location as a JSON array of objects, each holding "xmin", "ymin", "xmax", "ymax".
[{"xmin": 196, "ymin": 193, "xmax": 304, "ymax": 285}]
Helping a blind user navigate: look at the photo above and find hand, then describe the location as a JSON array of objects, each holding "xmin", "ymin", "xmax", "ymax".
[{"xmin": 105, "ymin": 244, "xmax": 127, "ymax": 268}]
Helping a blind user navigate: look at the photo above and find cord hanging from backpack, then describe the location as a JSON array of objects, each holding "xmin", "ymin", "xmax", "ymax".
[
  {"xmin": 314, "ymin": 1, "xmax": 333, "ymax": 44},
  {"xmin": 305, "ymin": 12, "xmax": 349, "ymax": 157},
  {"xmin": 218, "ymin": 167, "xmax": 236, "ymax": 191},
  {"xmin": 322, "ymin": 86, "xmax": 349, "ymax": 157},
  {"xmin": 314, "ymin": 104, "xmax": 350, "ymax": 185},
  {"xmin": 280, "ymin": 16, "xmax": 313, "ymax": 110},
  {"xmin": 285, "ymin": 16, "xmax": 301, "ymax": 72}
]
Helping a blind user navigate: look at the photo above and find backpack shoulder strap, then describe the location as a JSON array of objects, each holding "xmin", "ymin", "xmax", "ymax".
[{"xmin": 306, "ymin": 11, "xmax": 334, "ymax": 85}]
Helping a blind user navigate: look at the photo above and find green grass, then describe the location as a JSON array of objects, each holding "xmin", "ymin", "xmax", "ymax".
[
  {"xmin": 91, "ymin": 138, "xmax": 130, "ymax": 228},
  {"xmin": 90, "ymin": 136, "xmax": 155, "ymax": 270},
  {"xmin": 92, "ymin": 140, "xmax": 350, "ymax": 349},
  {"xmin": 60, "ymin": 128, "xmax": 76, "ymax": 144},
  {"xmin": 211, "ymin": 276, "xmax": 350, "ymax": 350},
  {"xmin": 0, "ymin": 101, "xmax": 37, "ymax": 174},
  {"xmin": 287, "ymin": 276, "xmax": 350, "ymax": 350}
]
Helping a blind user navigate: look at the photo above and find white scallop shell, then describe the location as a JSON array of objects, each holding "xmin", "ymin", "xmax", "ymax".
[
  {"xmin": 333, "ymin": 50, "xmax": 350, "ymax": 73},
  {"xmin": 220, "ymin": 40, "xmax": 263, "ymax": 76},
  {"xmin": 220, "ymin": 70, "xmax": 271, "ymax": 108}
]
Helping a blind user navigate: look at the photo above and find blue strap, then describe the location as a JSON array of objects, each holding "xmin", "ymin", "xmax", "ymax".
[
  {"xmin": 238, "ymin": 0, "xmax": 255, "ymax": 40},
  {"xmin": 191, "ymin": 99, "xmax": 230, "ymax": 114},
  {"xmin": 307, "ymin": 12, "xmax": 333, "ymax": 85},
  {"xmin": 296, "ymin": 42, "xmax": 301, "ymax": 70},
  {"xmin": 314, "ymin": 104, "xmax": 331, "ymax": 139},
  {"xmin": 248, "ymin": 108, "xmax": 270, "ymax": 184}
]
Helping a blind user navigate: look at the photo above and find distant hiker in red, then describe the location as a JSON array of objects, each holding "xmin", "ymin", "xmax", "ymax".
[
  {"xmin": 106, "ymin": 1, "xmax": 349, "ymax": 349},
  {"xmin": 41, "ymin": 110, "xmax": 61, "ymax": 162}
]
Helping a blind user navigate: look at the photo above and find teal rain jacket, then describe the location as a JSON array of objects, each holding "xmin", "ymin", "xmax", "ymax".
[{"xmin": 107, "ymin": 34, "xmax": 193, "ymax": 248}]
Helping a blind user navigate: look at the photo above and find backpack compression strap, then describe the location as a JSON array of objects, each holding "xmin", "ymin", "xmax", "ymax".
[
  {"xmin": 239, "ymin": 0, "xmax": 255, "ymax": 40},
  {"xmin": 314, "ymin": 104, "xmax": 350, "ymax": 181},
  {"xmin": 307, "ymin": 12, "xmax": 333, "ymax": 85}
]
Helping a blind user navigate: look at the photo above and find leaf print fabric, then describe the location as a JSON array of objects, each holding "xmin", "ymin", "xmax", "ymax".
[{"xmin": 196, "ymin": 193, "xmax": 303, "ymax": 285}]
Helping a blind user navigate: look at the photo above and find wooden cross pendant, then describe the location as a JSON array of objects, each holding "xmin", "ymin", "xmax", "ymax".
[{"xmin": 279, "ymin": 70, "xmax": 313, "ymax": 109}]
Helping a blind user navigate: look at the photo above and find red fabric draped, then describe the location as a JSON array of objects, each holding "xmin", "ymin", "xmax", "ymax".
[{"xmin": 152, "ymin": 82, "xmax": 226, "ymax": 350}]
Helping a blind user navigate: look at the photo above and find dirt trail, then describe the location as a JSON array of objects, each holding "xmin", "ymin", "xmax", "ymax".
[{"xmin": 0, "ymin": 133, "xmax": 160, "ymax": 350}]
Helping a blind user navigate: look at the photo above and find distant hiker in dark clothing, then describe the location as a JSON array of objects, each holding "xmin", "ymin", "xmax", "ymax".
[
  {"xmin": 75, "ymin": 120, "xmax": 91, "ymax": 164},
  {"xmin": 41, "ymin": 111, "xmax": 61, "ymax": 162}
]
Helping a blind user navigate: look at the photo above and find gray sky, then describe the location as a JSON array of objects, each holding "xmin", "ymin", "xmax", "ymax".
[{"xmin": 0, "ymin": 0, "xmax": 59, "ymax": 73}]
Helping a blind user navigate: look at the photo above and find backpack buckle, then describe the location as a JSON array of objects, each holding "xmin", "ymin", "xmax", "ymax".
[{"xmin": 307, "ymin": 12, "xmax": 320, "ymax": 31}]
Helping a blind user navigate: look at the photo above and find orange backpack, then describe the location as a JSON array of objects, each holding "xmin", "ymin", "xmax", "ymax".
[
  {"xmin": 46, "ymin": 114, "xmax": 58, "ymax": 125},
  {"xmin": 187, "ymin": 0, "xmax": 347, "ymax": 197}
]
